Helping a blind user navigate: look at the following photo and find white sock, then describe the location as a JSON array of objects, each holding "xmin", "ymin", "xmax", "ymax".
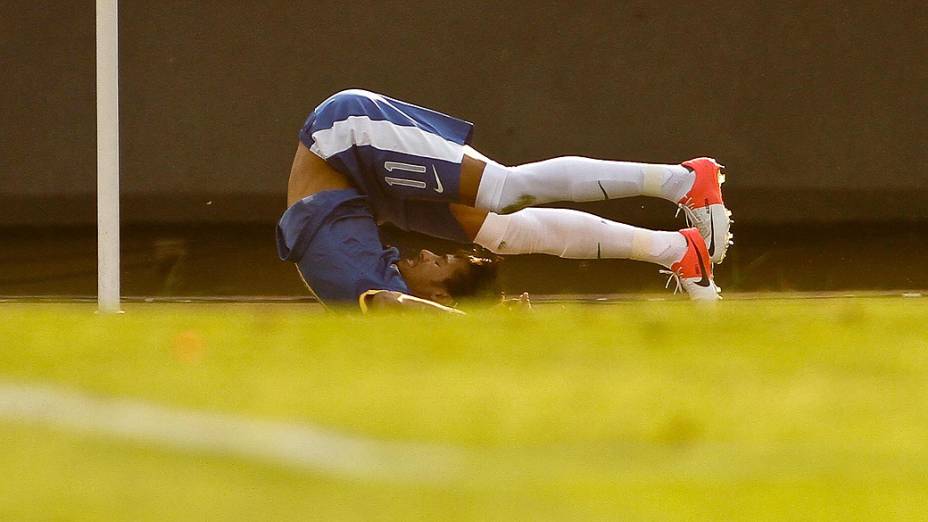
[
  {"xmin": 473, "ymin": 208, "xmax": 687, "ymax": 268},
  {"xmin": 475, "ymin": 157, "xmax": 695, "ymax": 213}
]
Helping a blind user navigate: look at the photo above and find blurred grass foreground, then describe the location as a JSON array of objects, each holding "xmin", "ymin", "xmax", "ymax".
[{"xmin": 0, "ymin": 299, "xmax": 926, "ymax": 521}]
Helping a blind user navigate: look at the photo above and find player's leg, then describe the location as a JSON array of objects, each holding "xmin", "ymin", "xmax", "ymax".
[
  {"xmin": 448, "ymin": 204, "xmax": 720, "ymax": 300},
  {"xmin": 461, "ymin": 150, "xmax": 732, "ymax": 264},
  {"xmin": 473, "ymin": 156, "xmax": 694, "ymax": 212},
  {"xmin": 453, "ymin": 204, "xmax": 682, "ymax": 266}
]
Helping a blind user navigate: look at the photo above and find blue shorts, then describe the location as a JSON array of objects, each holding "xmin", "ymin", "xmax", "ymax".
[
  {"xmin": 276, "ymin": 189, "xmax": 409, "ymax": 305},
  {"xmin": 298, "ymin": 89, "xmax": 474, "ymax": 243}
]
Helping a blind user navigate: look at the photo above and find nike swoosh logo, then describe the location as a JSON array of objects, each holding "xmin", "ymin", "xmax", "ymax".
[
  {"xmin": 707, "ymin": 200, "xmax": 716, "ymax": 257},
  {"xmin": 690, "ymin": 237, "xmax": 712, "ymax": 287},
  {"xmin": 432, "ymin": 165, "xmax": 444, "ymax": 194}
]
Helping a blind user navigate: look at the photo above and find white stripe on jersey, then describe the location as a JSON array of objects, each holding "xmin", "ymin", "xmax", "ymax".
[{"xmin": 310, "ymin": 115, "xmax": 464, "ymax": 164}]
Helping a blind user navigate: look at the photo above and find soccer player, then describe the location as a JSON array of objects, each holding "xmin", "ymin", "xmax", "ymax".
[{"xmin": 277, "ymin": 89, "xmax": 732, "ymax": 312}]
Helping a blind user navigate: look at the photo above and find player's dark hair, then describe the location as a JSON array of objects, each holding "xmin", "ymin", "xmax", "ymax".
[{"xmin": 444, "ymin": 252, "xmax": 500, "ymax": 300}]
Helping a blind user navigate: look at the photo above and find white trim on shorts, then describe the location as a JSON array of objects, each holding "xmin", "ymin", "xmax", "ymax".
[{"xmin": 309, "ymin": 116, "xmax": 464, "ymax": 164}]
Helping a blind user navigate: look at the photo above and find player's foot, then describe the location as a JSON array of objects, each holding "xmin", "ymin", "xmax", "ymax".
[
  {"xmin": 676, "ymin": 157, "xmax": 732, "ymax": 264},
  {"xmin": 660, "ymin": 228, "xmax": 721, "ymax": 301}
]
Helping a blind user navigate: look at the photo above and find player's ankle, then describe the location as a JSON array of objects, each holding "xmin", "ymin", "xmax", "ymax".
[
  {"xmin": 659, "ymin": 231, "xmax": 689, "ymax": 268},
  {"xmin": 630, "ymin": 229, "xmax": 688, "ymax": 268},
  {"xmin": 661, "ymin": 165, "xmax": 695, "ymax": 203}
]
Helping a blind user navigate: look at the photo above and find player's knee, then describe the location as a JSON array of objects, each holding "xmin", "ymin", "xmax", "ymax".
[
  {"xmin": 475, "ymin": 162, "xmax": 519, "ymax": 212},
  {"xmin": 474, "ymin": 208, "xmax": 599, "ymax": 258},
  {"xmin": 474, "ymin": 212, "xmax": 511, "ymax": 254},
  {"xmin": 474, "ymin": 211, "xmax": 541, "ymax": 255}
]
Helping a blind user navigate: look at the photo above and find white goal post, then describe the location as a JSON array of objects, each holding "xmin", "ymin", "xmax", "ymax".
[{"xmin": 96, "ymin": 0, "xmax": 120, "ymax": 313}]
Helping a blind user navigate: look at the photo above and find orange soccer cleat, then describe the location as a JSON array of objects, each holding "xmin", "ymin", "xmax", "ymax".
[
  {"xmin": 677, "ymin": 157, "xmax": 733, "ymax": 264},
  {"xmin": 660, "ymin": 228, "xmax": 721, "ymax": 301}
]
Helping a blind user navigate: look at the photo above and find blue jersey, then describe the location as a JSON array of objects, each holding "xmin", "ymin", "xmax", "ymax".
[
  {"xmin": 278, "ymin": 89, "xmax": 476, "ymax": 306},
  {"xmin": 276, "ymin": 189, "xmax": 409, "ymax": 304}
]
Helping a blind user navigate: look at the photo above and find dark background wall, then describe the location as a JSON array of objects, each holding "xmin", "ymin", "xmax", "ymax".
[{"xmin": 1, "ymin": 0, "xmax": 925, "ymax": 225}]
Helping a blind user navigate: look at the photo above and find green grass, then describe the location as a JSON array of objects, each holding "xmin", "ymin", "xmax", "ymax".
[{"xmin": 1, "ymin": 298, "xmax": 927, "ymax": 521}]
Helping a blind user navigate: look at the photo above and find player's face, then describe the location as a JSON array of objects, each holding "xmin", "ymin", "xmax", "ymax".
[{"xmin": 398, "ymin": 249, "xmax": 471, "ymax": 305}]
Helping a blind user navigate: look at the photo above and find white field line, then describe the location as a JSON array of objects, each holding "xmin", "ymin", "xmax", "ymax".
[{"xmin": 0, "ymin": 379, "xmax": 469, "ymax": 483}]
